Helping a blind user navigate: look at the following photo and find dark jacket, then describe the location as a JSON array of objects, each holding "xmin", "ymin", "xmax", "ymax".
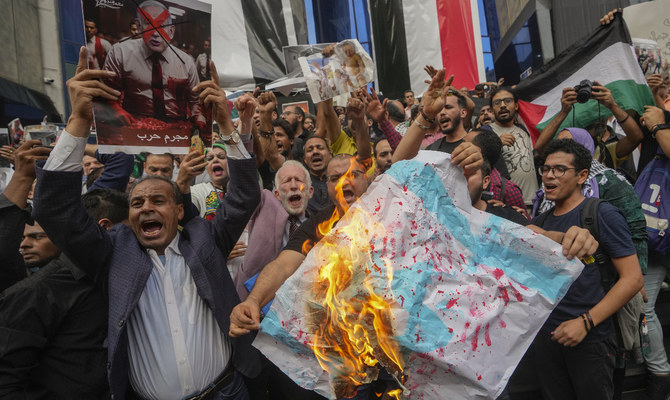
[{"xmin": 33, "ymin": 157, "xmax": 262, "ymax": 400}]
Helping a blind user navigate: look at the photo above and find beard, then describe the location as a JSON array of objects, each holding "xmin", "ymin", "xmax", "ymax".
[
  {"xmin": 440, "ymin": 113, "xmax": 462, "ymax": 135},
  {"xmin": 495, "ymin": 109, "xmax": 515, "ymax": 124}
]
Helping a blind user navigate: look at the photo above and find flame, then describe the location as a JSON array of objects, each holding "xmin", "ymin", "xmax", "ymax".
[{"xmin": 306, "ymin": 157, "xmax": 406, "ymax": 399}]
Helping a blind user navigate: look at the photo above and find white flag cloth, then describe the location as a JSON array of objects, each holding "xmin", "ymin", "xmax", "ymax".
[{"xmin": 253, "ymin": 151, "xmax": 583, "ymax": 399}]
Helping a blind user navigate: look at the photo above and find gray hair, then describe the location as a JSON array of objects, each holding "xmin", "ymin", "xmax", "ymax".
[
  {"xmin": 274, "ymin": 160, "xmax": 312, "ymax": 190},
  {"xmin": 128, "ymin": 174, "xmax": 182, "ymax": 205}
]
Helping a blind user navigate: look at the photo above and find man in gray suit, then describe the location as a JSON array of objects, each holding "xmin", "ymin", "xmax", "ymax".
[{"xmin": 32, "ymin": 47, "xmax": 260, "ymax": 400}]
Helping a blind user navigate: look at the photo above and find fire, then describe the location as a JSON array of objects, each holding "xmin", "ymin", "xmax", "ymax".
[{"xmin": 307, "ymin": 157, "xmax": 406, "ymax": 399}]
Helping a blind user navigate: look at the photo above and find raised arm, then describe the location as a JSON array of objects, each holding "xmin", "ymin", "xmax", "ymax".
[
  {"xmin": 192, "ymin": 63, "xmax": 261, "ymax": 255},
  {"xmin": 314, "ymin": 98, "xmax": 341, "ymax": 145},
  {"xmin": 640, "ymin": 105, "xmax": 670, "ymax": 157},
  {"xmin": 392, "ymin": 70, "xmax": 452, "ymax": 162},
  {"xmin": 346, "ymin": 96, "xmax": 371, "ymax": 162},
  {"xmin": 0, "ymin": 141, "xmax": 51, "ymax": 290},
  {"xmin": 256, "ymin": 91, "xmax": 285, "ymax": 170},
  {"xmin": 534, "ymin": 87, "xmax": 575, "ymax": 156},
  {"xmin": 362, "ymin": 87, "xmax": 402, "ymax": 151},
  {"xmin": 592, "ymin": 81, "xmax": 644, "ymax": 158},
  {"xmin": 32, "ymin": 46, "xmax": 118, "ymax": 283}
]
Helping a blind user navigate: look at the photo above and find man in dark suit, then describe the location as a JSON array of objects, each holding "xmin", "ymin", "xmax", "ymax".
[{"xmin": 32, "ymin": 47, "xmax": 260, "ymax": 400}]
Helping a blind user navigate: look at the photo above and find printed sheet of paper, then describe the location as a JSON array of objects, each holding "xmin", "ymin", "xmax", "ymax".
[
  {"xmin": 82, "ymin": 0, "xmax": 212, "ymax": 154},
  {"xmin": 625, "ymin": 0, "xmax": 670, "ymax": 76},
  {"xmin": 299, "ymin": 39, "xmax": 374, "ymax": 103},
  {"xmin": 253, "ymin": 151, "xmax": 584, "ymax": 399}
]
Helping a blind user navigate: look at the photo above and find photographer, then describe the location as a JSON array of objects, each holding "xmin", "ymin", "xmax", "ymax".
[{"xmin": 534, "ymin": 81, "xmax": 643, "ymax": 161}]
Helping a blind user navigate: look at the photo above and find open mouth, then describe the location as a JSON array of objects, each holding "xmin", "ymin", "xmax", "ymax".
[
  {"xmin": 288, "ymin": 193, "xmax": 303, "ymax": 207},
  {"xmin": 545, "ymin": 183, "xmax": 558, "ymax": 194},
  {"xmin": 212, "ymin": 165, "xmax": 225, "ymax": 177},
  {"xmin": 276, "ymin": 142, "xmax": 284, "ymax": 150},
  {"xmin": 311, "ymin": 154, "xmax": 324, "ymax": 165},
  {"xmin": 439, "ymin": 116, "xmax": 451, "ymax": 127},
  {"xmin": 141, "ymin": 220, "xmax": 163, "ymax": 238},
  {"xmin": 342, "ymin": 189, "xmax": 355, "ymax": 202}
]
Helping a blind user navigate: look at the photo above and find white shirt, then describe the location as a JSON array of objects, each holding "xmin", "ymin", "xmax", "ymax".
[{"xmin": 127, "ymin": 234, "xmax": 230, "ymax": 400}]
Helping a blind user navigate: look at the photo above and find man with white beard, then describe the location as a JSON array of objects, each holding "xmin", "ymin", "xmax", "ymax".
[{"xmin": 232, "ymin": 160, "xmax": 321, "ymax": 400}]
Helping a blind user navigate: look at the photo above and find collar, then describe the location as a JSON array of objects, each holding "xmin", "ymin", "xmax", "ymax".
[
  {"xmin": 145, "ymin": 231, "xmax": 182, "ymax": 257},
  {"xmin": 139, "ymin": 42, "xmax": 166, "ymax": 63}
]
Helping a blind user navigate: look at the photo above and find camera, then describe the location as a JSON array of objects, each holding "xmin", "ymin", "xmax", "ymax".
[{"xmin": 573, "ymin": 80, "xmax": 594, "ymax": 103}]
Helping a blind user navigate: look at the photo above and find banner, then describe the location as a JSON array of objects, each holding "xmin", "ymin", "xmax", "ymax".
[
  {"xmin": 253, "ymin": 151, "xmax": 583, "ymax": 399},
  {"xmin": 82, "ymin": 0, "xmax": 212, "ymax": 154}
]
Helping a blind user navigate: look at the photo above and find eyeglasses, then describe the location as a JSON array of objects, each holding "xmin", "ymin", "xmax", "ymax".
[
  {"xmin": 327, "ymin": 170, "xmax": 365, "ymax": 184},
  {"xmin": 538, "ymin": 165, "xmax": 578, "ymax": 177},
  {"xmin": 22, "ymin": 232, "xmax": 49, "ymax": 241},
  {"xmin": 281, "ymin": 111, "xmax": 294, "ymax": 116},
  {"xmin": 492, "ymin": 97, "xmax": 514, "ymax": 107}
]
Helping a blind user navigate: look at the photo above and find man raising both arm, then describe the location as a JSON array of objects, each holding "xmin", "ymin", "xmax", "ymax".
[{"xmin": 31, "ymin": 47, "xmax": 261, "ymax": 400}]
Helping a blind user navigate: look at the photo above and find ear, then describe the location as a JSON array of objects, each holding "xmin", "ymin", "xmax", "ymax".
[
  {"xmin": 483, "ymin": 175, "xmax": 491, "ymax": 191},
  {"xmin": 460, "ymin": 107, "xmax": 468, "ymax": 119},
  {"xmin": 273, "ymin": 189, "xmax": 281, "ymax": 201},
  {"xmin": 97, "ymin": 218, "xmax": 113, "ymax": 231},
  {"xmin": 577, "ymin": 169, "xmax": 589, "ymax": 185},
  {"xmin": 177, "ymin": 203, "xmax": 184, "ymax": 221},
  {"xmin": 167, "ymin": 25, "xmax": 176, "ymax": 40},
  {"xmin": 307, "ymin": 185, "xmax": 314, "ymax": 199}
]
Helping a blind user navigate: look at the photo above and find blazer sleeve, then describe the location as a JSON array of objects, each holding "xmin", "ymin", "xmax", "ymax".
[
  {"xmin": 87, "ymin": 150, "xmax": 135, "ymax": 192},
  {"xmin": 209, "ymin": 156, "xmax": 261, "ymax": 257},
  {"xmin": 32, "ymin": 165, "xmax": 113, "ymax": 285}
]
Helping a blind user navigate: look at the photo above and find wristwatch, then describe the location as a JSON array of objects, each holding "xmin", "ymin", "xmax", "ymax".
[
  {"xmin": 220, "ymin": 129, "xmax": 241, "ymax": 145},
  {"xmin": 651, "ymin": 123, "xmax": 670, "ymax": 138}
]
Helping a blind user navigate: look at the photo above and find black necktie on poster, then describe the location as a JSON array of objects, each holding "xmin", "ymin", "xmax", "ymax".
[
  {"xmin": 151, "ymin": 53, "xmax": 166, "ymax": 119},
  {"xmin": 205, "ymin": 54, "xmax": 210, "ymax": 79},
  {"xmin": 288, "ymin": 215, "xmax": 300, "ymax": 238}
]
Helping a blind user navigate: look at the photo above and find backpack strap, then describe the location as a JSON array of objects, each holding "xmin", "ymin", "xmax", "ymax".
[
  {"xmin": 579, "ymin": 198, "xmax": 615, "ymax": 288},
  {"xmin": 500, "ymin": 176, "xmax": 507, "ymax": 202}
]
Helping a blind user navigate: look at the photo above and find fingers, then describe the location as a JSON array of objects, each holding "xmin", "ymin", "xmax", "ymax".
[
  {"xmin": 562, "ymin": 227, "xmax": 598, "ymax": 260},
  {"xmin": 445, "ymin": 74, "xmax": 455, "ymax": 88},
  {"xmin": 451, "ymin": 142, "xmax": 482, "ymax": 171},
  {"xmin": 229, "ymin": 303, "xmax": 261, "ymax": 337},
  {"xmin": 75, "ymin": 46, "xmax": 88, "ymax": 75}
]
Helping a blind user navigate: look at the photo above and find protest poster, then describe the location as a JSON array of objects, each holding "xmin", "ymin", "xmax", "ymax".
[
  {"xmin": 253, "ymin": 151, "xmax": 584, "ymax": 399},
  {"xmin": 282, "ymin": 101, "xmax": 309, "ymax": 116},
  {"xmin": 300, "ymin": 39, "xmax": 375, "ymax": 104},
  {"xmin": 7, "ymin": 118, "xmax": 24, "ymax": 147},
  {"xmin": 82, "ymin": 0, "xmax": 212, "ymax": 154},
  {"xmin": 625, "ymin": 0, "xmax": 670, "ymax": 77}
]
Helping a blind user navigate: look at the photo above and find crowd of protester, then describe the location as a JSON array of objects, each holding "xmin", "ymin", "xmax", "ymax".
[{"xmin": 1, "ymin": 7, "xmax": 670, "ymax": 400}]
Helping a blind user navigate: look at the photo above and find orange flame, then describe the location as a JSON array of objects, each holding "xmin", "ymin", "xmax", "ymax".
[{"xmin": 306, "ymin": 157, "xmax": 406, "ymax": 399}]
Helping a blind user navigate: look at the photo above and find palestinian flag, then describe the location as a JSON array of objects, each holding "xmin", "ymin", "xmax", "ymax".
[{"xmin": 515, "ymin": 15, "xmax": 654, "ymax": 145}]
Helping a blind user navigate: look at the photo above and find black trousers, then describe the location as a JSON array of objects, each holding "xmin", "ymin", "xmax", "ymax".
[{"xmin": 532, "ymin": 332, "xmax": 616, "ymax": 400}]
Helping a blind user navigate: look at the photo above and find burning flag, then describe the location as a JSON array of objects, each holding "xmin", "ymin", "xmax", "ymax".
[{"xmin": 253, "ymin": 151, "xmax": 584, "ymax": 399}]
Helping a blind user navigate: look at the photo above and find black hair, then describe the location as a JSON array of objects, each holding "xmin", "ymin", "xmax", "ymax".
[
  {"xmin": 448, "ymin": 90, "xmax": 467, "ymax": 109},
  {"xmin": 373, "ymin": 138, "xmax": 389, "ymax": 156},
  {"xmin": 272, "ymin": 118, "xmax": 295, "ymax": 140},
  {"xmin": 82, "ymin": 188, "xmax": 129, "ymax": 224},
  {"xmin": 489, "ymin": 86, "xmax": 518, "ymax": 107},
  {"xmin": 303, "ymin": 135, "xmax": 332, "ymax": 154},
  {"xmin": 410, "ymin": 104, "xmax": 420, "ymax": 121},
  {"xmin": 128, "ymin": 175, "xmax": 183, "ymax": 205},
  {"xmin": 85, "ymin": 167, "xmax": 104, "ymax": 189},
  {"xmin": 144, "ymin": 152, "xmax": 175, "ymax": 163},
  {"xmin": 386, "ymin": 101, "xmax": 405, "ymax": 123},
  {"xmin": 293, "ymin": 106, "xmax": 305, "ymax": 119},
  {"xmin": 481, "ymin": 158, "xmax": 492, "ymax": 178},
  {"xmin": 470, "ymin": 129, "xmax": 503, "ymax": 167},
  {"xmin": 543, "ymin": 139, "xmax": 592, "ymax": 174}
]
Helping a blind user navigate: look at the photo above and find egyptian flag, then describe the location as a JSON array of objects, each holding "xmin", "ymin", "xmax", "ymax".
[
  {"xmin": 211, "ymin": 0, "xmax": 308, "ymax": 90},
  {"xmin": 515, "ymin": 15, "xmax": 654, "ymax": 145},
  {"xmin": 368, "ymin": 0, "xmax": 486, "ymax": 100}
]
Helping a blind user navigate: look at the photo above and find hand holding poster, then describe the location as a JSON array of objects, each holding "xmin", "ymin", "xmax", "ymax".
[
  {"xmin": 300, "ymin": 39, "xmax": 375, "ymax": 104},
  {"xmin": 253, "ymin": 151, "xmax": 584, "ymax": 399},
  {"xmin": 82, "ymin": 0, "xmax": 212, "ymax": 154}
]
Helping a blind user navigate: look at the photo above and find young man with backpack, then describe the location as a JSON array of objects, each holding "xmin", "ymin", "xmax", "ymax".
[
  {"xmin": 636, "ymin": 105, "xmax": 670, "ymax": 399},
  {"xmin": 529, "ymin": 139, "xmax": 643, "ymax": 400}
]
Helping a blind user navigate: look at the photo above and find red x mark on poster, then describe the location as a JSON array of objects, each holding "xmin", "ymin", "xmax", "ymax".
[{"xmin": 138, "ymin": 7, "xmax": 171, "ymax": 43}]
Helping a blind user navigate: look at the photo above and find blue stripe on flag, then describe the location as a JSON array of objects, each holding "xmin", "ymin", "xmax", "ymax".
[{"xmin": 387, "ymin": 160, "xmax": 574, "ymax": 301}]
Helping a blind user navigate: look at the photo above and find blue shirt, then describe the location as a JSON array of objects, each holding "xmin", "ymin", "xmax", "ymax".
[{"xmin": 532, "ymin": 199, "xmax": 636, "ymax": 342}]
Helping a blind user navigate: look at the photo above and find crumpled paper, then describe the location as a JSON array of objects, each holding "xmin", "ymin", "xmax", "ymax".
[{"xmin": 253, "ymin": 151, "xmax": 583, "ymax": 399}]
